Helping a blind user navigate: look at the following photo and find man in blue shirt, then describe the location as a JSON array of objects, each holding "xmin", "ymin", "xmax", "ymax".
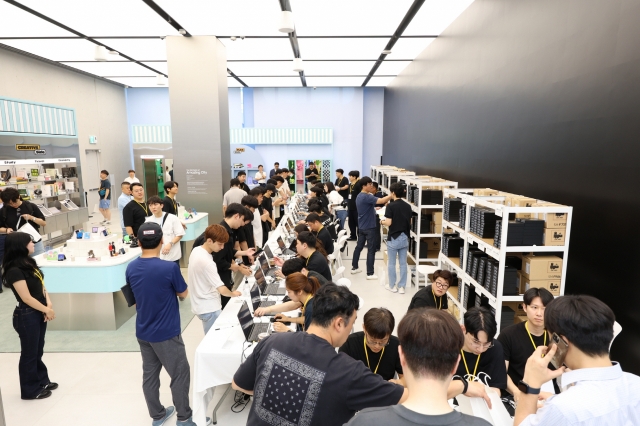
[
  {"xmin": 118, "ymin": 182, "xmax": 132, "ymax": 235},
  {"xmin": 126, "ymin": 222, "xmax": 196, "ymax": 426},
  {"xmin": 351, "ymin": 176, "xmax": 392, "ymax": 279}
]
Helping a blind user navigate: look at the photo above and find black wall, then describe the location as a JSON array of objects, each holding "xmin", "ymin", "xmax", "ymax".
[{"xmin": 383, "ymin": 0, "xmax": 640, "ymax": 374}]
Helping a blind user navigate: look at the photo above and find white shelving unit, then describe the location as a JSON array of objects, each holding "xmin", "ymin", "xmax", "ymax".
[
  {"xmin": 379, "ymin": 169, "xmax": 415, "ymax": 194},
  {"xmin": 371, "ymin": 165, "xmax": 399, "ymax": 188},
  {"xmin": 438, "ymin": 188, "xmax": 573, "ymax": 331}
]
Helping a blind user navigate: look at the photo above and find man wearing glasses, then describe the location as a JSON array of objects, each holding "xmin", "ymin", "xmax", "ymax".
[
  {"xmin": 407, "ymin": 269, "xmax": 456, "ymax": 310},
  {"xmin": 448, "ymin": 307, "xmax": 508, "ymax": 406}
]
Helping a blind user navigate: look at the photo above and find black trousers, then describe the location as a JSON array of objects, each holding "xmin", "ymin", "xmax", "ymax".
[
  {"xmin": 348, "ymin": 205, "xmax": 358, "ymax": 239},
  {"xmin": 13, "ymin": 302, "xmax": 50, "ymax": 398}
]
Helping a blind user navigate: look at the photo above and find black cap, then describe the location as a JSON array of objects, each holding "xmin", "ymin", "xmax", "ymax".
[{"xmin": 137, "ymin": 222, "xmax": 163, "ymax": 246}]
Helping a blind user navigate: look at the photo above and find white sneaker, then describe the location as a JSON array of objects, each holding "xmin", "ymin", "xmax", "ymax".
[
  {"xmin": 398, "ymin": 287, "xmax": 405, "ymax": 294},
  {"xmin": 384, "ymin": 284, "xmax": 398, "ymax": 293},
  {"xmin": 351, "ymin": 268, "xmax": 362, "ymax": 275},
  {"xmin": 366, "ymin": 274, "xmax": 378, "ymax": 280},
  {"xmin": 105, "ymin": 221, "xmax": 111, "ymax": 225}
]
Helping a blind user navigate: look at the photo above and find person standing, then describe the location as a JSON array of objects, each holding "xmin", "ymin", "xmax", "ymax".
[
  {"xmin": 351, "ymin": 177, "xmax": 391, "ymax": 279},
  {"xmin": 381, "ymin": 182, "xmax": 412, "ymax": 293},
  {"xmin": 305, "ymin": 162, "xmax": 320, "ymax": 184},
  {"xmin": 346, "ymin": 170, "xmax": 363, "ymax": 241},
  {"xmin": 325, "ymin": 181, "xmax": 346, "ymax": 231},
  {"xmin": 98, "ymin": 169, "xmax": 112, "ymax": 225},
  {"xmin": 189, "ymin": 224, "xmax": 242, "ymax": 334},
  {"xmin": 162, "ymin": 181, "xmax": 180, "ymax": 216},
  {"xmin": 345, "ymin": 308, "xmax": 491, "ymax": 426},
  {"xmin": 335, "ymin": 168, "xmax": 350, "ymax": 200},
  {"xmin": 255, "ymin": 165, "xmax": 267, "ymax": 187},
  {"xmin": 0, "ymin": 187, "xmax": 47, "ymax": 256},
  {"xmin": 222, "ymin": 178, "xmax": 247, "ymax": 215},
  {"xmin": 126, "ymin": 222, "xmax": 197, "ymax": 426},
  {"xmin": 118, "ymin": 182, "xmax": 132, "ymax": 236},
  {"xmin": 269, "ymin": 162, "xmax": 279, "ymax": 178},
  {"xmin": 2, "ymin": 232, "xmax": 57, "ymax": 400},
  {"xmin": 237, "ymin": 171, "xmax": 250, "ymax": 193},
  {"xmin": 123, "ymin": 183, "xmax": 151, "ymax": 238},
  {"xmin": 165, "ymin": 166, "xmax": 171, "ymax": 182},
  {"xmin": 145, "ymin": 196, "xmax": 185, "ymax": 265},
  {"xmin": 124, "ymin": 169, "xmax": 140, "ymax": 184}
]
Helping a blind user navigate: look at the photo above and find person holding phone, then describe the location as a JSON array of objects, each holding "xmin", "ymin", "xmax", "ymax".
[{"xmin": 514, "ymin": 295, "xmax": 640, "ymax": 426}]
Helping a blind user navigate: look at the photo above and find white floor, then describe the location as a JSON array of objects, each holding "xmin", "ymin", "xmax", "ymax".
[{"xmin": 0, "ymin": 214, "xmax": 422, "ymax": 426}]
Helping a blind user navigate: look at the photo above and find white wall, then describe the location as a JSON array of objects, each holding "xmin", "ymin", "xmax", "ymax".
[
  {"xmin": 0, "ymin": 47, "xmax": 131, "ymax": 196},
  {"xmin": 363, "ymin": 88, "xmax": 385, "ymax": 176}
]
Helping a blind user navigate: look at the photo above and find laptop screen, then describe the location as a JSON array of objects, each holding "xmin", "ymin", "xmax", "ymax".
[
  {"xmin": 277, "ymin": 236, "xmax": 286, "ymax": 249},
  {"xmin": 264, "ymin": 244, "xmax": 274, "ymax": 259},
  {"xmin": 258, "ymin": 253, "xmax": 270, "ymax": 274},
  {"xmin": 284, "ymin": 222, "xmax": 291, "ymax": 234},
  {"xmin": 250, "ymin": 283, "xmax": 261, "ymax": 311},
  {"xmin": 254, "ymin": 269, "xmax": 268, "ymax": 293},
  {"xmin": 237, "ymin": 301, "xmax": 254, "ymax": 341}
]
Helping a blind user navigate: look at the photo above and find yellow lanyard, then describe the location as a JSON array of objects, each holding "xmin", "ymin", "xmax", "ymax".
[
  {"xmin": 350, "ymin": 180, "xmax": 358, "ymax": 193},
  {"xmin": 525, "ymin": 321, "xmax": 547, "ymax": 350},
  {"xmin": 432, "ymin": 288, "xmax": 442, "ymax": 309},
  {"xmin": 461, "ymin": 350, "xmax": 481, "ymax": 380},
  {"xmin": 171, "ymin": 198, "xmax": 177, "ymax": 212},
  {"xmin": 33, "ymin": 269, "xmax": 44, "ymax": 288},
  {"xmin": 301, "ymin": 295, "xmax": 312, "ymax": 331},
  {"xmin": 135, "ymin": 201, "xmax": 148, "ymax": 215},
  {"xmin": 306, "ymin": 252, "xmax": 313, "ymax": 266},
  {"xmin": 364, "ymin": 336, "xmax": 385, "ymax": 375}
]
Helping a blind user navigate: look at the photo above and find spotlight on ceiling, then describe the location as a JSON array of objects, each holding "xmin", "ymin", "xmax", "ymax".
[
  {"xmin": 109, "ymin": 50, "xmax": 119, "ymax": 56},
  {"xmin": 279, "ymin": 11, "xmax": 295, "ymax": 33},
  {"xmin": 178, "ymin": 29, "xmax": 187, "ymax": 35},
  {"xmin": 293, "ymin": 58, "xmax": 304, "ymax": 72},
  {"xmin": 156, "ymin": 75, "xmax": 168, "ymax": 86},
  {"xmin": 382, "ymin": 49, "xmax": 392, "ymax": 55},
  {"xmin": 94, "ymin": 45, "xmax": 109, "ymax": 61}
]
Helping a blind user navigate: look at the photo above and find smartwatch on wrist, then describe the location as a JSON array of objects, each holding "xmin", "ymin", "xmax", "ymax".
[
  {"xmin": 518, "ymin": 380, "xmax": 541, "ymax": 395},
  {"xmin": 454, "ymin": 375, "xmax": 469, "ymax": 394}
]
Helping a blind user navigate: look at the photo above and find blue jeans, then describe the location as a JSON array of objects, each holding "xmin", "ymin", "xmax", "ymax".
[
  {"xmin": 13, "ymin": 303, "xmax": 50, "ymax": 398},
  {"xmin": 387, "ymin": 233, "xmax": 409, "ymax": 288},
  {"xmin": 31, "ymin": 240, "xmax": 45, "ymax": 257},
  {"xmin": 352, "ymin": 228, "xmax": 377, "ymax": 275},
  {"xmin": 197, "ymin": 310, "xmax": 221, "ymax": 335},
  {"xmin": 336, "ymin": 210, "xmax": 348, "ymax": 230}
]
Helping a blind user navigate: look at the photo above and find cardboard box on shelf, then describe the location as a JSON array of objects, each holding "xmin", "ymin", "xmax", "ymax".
[
  {"xmin": 543, "ymin": 229, "xmax": 566, "ymax": 246},
  {"xmin": 517, "ymin": 271, "xmax": 526, "ymax": 294},
  {"xmin": 433, "ymin": 211, "xmax": 443, "ymax": 224},
  {"xmin": 474, "ymin": 188, "xmax": 499, "ymax": 196},
  {"xmin": 503, "ymin": 301, "xmax": 525, "ymax": 314},
  {"xmin": 448, "ymin": 286, "xmax": 459, "ymax": 300},
  {"xmin": 537, "ymin": 213, "xmax": 567, "ymax": 229},
  {"xmin": 522, "ymin": 255, "xmax": 563, "ymax": 280},
  {"xmin": 520, "ymin": 275, "xmax": 561, "ymax": 296},
  {"xmin": 423, "ymin": 237, "xmax": 441, "ymax": 250},
  {"xmin": 427, "ymin": 250, "xmax": 440, "ymax": 259},
  {"xmin": 514, "ymin": 315, "xmax": 528, "ymax": 324},
  {"xmin": 508, "ymin": 196, "xmax": 537, "ymax": 207}
]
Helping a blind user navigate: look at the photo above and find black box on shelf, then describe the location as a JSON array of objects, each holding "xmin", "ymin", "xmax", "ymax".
[
  {"xmin": 503, "ymin": 266, "xmax": 519, "ymax": 295},
  {"xmin": 444, "ymin": 198, "xmax": 463, "ymax": 222},
  {"xmin": 421, "ymin": 190, "xmax": 443, "ymax": 205},
  {"xmin": 477, "ymin": 258, "xmax": 487, "ymax": 287}
]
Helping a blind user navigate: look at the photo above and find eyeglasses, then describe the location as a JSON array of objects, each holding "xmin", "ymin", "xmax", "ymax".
[
  {"xmin": 471, "ymin": 337, "xmax": 494, "ymax": 350},
  {"xmin": 365, "ymin": 332, "xmax": 390, "ymax": 348},
  {"xmin": 434, "ymin": 280, "xmax": 450, "ymax": 290}
]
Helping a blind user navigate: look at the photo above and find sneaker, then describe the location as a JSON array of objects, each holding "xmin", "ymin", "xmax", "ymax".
[
  {"xmin": 398, "ymin": 287, "xmax": 405, "ymax": 294},
  {"xmin": 351, "ymin": 268, "xmax": 362, "ymax": 275},
  {"xmin": 366, "ymin": 274, "xmax": 378, "ymax": 280},
  {"xmin": 21, "ymin": 389, "xmax": 52, "ymax": 400},
  {"xmin": 105, "ymin": 220, "xmax": 111, "ymax": 225},
  {"xmin": 176, "ymin": 417, "xmax": 211, "ymax": 426},
  {"xmin": 384, "ymin": 284, "xmax": 398, "ymax": 293},
  {"xmin": 152, "ymin": 406, "xmax": 175, "ymax": 426}
]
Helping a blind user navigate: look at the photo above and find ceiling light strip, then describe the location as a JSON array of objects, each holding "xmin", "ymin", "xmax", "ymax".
[
  {"xmin": 361, "ymin": 0, "xmax": 426, "ymax": 87},
  {"xmin": 278, "ymin": 0, "xmax": 306, "ymax": 87},
  {"xmin": 227, "ymin": 68, "xmax": 248, "ymax": 88}
]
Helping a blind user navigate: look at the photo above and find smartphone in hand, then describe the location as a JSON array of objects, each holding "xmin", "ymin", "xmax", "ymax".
[{"xmin": 549, "ymin": 333, "xmax": 569, "ymax": 369}]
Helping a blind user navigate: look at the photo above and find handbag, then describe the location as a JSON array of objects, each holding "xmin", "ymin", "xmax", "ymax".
[{"xmin": 98, "ymin": 188, "xmax": 106, "ymax": 197}]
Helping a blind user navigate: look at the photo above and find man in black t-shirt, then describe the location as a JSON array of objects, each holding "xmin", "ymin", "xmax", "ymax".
[
  {"xmin": 346, "ymin": 308, "xmax": 491, "ymax": 426},
  {"xmin": 0, "ymin": 187, "xmax": 47, "ymax": 256},
  {"xmin": 162, "ymin": 181, "xmax": 179, "ymax": 215},
  {"xmin": 296, "ymin": 231, "xmax": 332, "ymax": 282},
  {"xmin": 407, "ymin": 269, "xmax": 455, "ymax": 311},
  {"xmin": 236, "ymin": 171, "xmax": 250, "ymax": 193},
  {"xmin": 305, "ymin": 162, "xmax": 319, "ymax": 184},
  {"xmin": 233, "ymin": 284, "xmax": 406, "ymax": 426},
  {"xmin": 335, "ymin": 168, "xmax": 350, "ymax": 200},
  {"xmin": 381, "ymin": 183, "xmax": 412, "ymax": 292},
  {"xmin": 306, "ymin": 213, "xmax": 334, "ymax": 254},
  {"xmin": 123, "ymin": 183, "xmax": 151, "ymax": 237},
  {"xmin": 346, "ymin": 170, "xmax": 362, "ymax": 240},
  {"xmin": 497, "ymin": 287, "xmax": 557, "ymax": 402}
]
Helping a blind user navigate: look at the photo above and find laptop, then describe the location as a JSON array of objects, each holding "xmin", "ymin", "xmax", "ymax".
[
  {"xmin": 255, "ymin": 266, "xmax": 286, "ymax": 296},
  {"xmin": 277, "ymin": 236, "xmax": 296, "ymax": 256},
  {"xmin": 237, "ymin": 301, "xmax": 270, "ymax": 342},
  {"xmin": 263, "ymin": 244, "xmax": 276, "ymax": 260},
  {"xmin": 258, "ymin": 252, "xmax": 279, "ymax": 278},
  {"xmin": 250, "ymin": 283, "xmax": 276, "ymax": 310}
]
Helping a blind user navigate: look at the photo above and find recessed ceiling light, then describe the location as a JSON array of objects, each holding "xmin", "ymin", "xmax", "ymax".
[{"xmin": 382, "ymin": 49, "xmax": 392, "ymax": 55}]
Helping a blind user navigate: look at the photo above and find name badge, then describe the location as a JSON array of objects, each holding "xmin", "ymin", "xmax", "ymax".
[{"xmin": 348, "ymin": 194, "xmax": 352, "ymax": 200}]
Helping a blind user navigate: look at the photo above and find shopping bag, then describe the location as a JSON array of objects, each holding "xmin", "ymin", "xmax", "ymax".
[
  {"xmin": 16, "ymin": 218, "xmax": 42, "ymax": 243},
  {"xmin": 456, "ymin": 388, "xmax": 513, "ymax": 426}
]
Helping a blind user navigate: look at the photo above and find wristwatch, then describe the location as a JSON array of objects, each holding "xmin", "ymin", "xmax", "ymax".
[{"xmin": 518, "ymin": 380, "xmax": 541, "ymax": 395}]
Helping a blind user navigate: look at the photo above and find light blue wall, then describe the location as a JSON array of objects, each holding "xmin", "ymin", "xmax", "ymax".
[{"xmin": 126, "ymin": 86, "xmax": 384, "ymax": 176}]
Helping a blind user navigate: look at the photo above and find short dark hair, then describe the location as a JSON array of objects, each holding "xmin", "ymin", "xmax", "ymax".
[
  {"xmin": 275, "ymin": 168, "xmax": 284, "ymax": 175},
  {"xmin": 0, "ymin": 187, "xmax": 21, "ymax": 203},
  {"xmin": 433, "ymin": 270, "xmax": 458, "ymax": 287},
  {"xmin": 399, "ymin": 308, "xmax": 465, "ymax": 380},
  {"xmin": 243, "ymin": 208, "xmax": 254, "ymax": 222},
  {"xmin": 523, "ymin": 287, "xmax": 554, "ymax": 307},
  {"xmin": 389, "ymin": 182, "xmax": 405, "ymax": 197},
  {"xmin": 281, "ymin": 257, "xmax": 306, "ymax": 276},
  {"xmin": 307, "ymin": 201, "xmax": 323, "ymax": 213},
  {"xmin": 273, "ymin": 176, "xmax": 285, "ymax": 184},
  {"xmin": 372, "ymin": 181, "xmax": 379, "ymax": 189},
  {"xmin": 348, "ymin": 170, "xmax": 360, "ymax": 178},
  {"xmin": 309, "ymin": 187, "xmax": 323, "ymax": 196},
  {"xmin": 121, "ymin": 182, "xmax": 130, "ymax": 188},
  {"xmin": 267, "ymin": 178, "xmax": 278, "ymax": 185},
  {"xmin": 204, "ymin": 224, "xmax": 229, "ymax": 244},
  {"xmin": 363, "ymin": 308, "xmax": 395, "ymax": 340},
  {"xmin": 464, "ymin": 307, "xmax": 497, "ymax": 342},
  {"xmin": 324, "ymin": 182, "xmax": 336, "ymax": 192},
  {"xmin": 101, "ymin": 170, "xmax": 109, "ymax": 175},
  {"xmin": 237, "ymin": 171, "xmax": 246, "ymax": 177},
  {"xmin": 336, "ymin": 168, "xmax": 344, "ymax": 174},
  {"xmin": 274, "ymin": 162, "xmax": 280, "ymax": 166},
  {"xmin": 258, "ymin": 164, "xmax": 263, "ymax": 168},
  {"xmin": 230, "ymin": 178, "xmax": 241, "ymax": 187},
  {"xmin": 147, "ymin": 196, "xmax": 163, "ymax": 205},
  {"xmin": 280, "ymin": 168, "xmax": 289, "ymax": 173},
  {"xmin": 130, "ymin": 182, "xmax": 143, "ymax": 191},
  {"xmin": 266, "ymin": 184, "xmax": 277, "ymax": 193},
  {"xmin": 311, "ymin": 283, "xmax": 360, "ymax": 328},
  {"xmin": 544, "ymin": 295, "xmax": 615, "ymax": 357},
  {"xmin": 297, "ymin": 231, "xmax": 316, "ymax": 248},
  {"xmin": 163, "ymin": 181, "xmax": 178, "ymax": 193},
  {"xmin": 359, "ymin": 176, "xmax": 373, "ymax": 187},
  {"xmin": 241, "ymin": 195, "xmax": 259, "ymax": 209},
  {"xmin": 249, "ymin": 187, "xmax": 264, "ymax": 197},
  {"xmin": 224, "ymin": 203, "xmax": 245, "ymax": 218},
  {"xmin": 306, "ymin": 213, "xmax": 321, "ymax": 223},
  {"xmin": 294, "ymin": 223, "xmax": 309, "ymax": 234},
  {"xmin": 128, "ymin": 169, "xmax": 135, "ymax": 173}
]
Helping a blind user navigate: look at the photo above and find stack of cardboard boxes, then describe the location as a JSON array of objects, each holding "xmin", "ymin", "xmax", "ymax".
[
  {"xmin": 516, "ymin": 255, "xmax": 563, "ymax": 296},
  {"xmin": 430, "ymin": 211, "xmax": 442, "ymax": 234}
]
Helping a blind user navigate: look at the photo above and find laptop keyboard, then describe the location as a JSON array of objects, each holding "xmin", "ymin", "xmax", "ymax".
[
  {"xmin": 267, "ymin": 282, "xmax": 284, "ymax": 294},
  {"xmin": 248, "ymin": 323, "xmax": 270, "ymax": 341},
  {"xmin": 259, "ymin": 300, "xmax": 276, "ymax": 308}
]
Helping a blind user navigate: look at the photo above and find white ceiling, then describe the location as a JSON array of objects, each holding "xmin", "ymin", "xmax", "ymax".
[{"xmin": 0, "ymin": 0, "xmax": 474, "ymax": 88}]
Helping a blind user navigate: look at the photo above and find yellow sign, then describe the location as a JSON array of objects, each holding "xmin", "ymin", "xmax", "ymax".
[
  {"xmin": 234, "ymin": 148, "xmax": 245, "ymax": 154},
  {"xmin": 16, "ymin": 144, "xmax": 41, "ymax": 151}
]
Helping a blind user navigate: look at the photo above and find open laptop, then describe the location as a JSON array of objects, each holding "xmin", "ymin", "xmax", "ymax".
[
  {"xmin": 258, "ymin": 252, "xmax": 279, "ymax": 278},
  {"xmin": 263, "ymin": 244, "xmax": 276, "ymax": 260},
  {"xmin": 237, "ymin": 301, "xmax": 270, "ymax": 342},
  {"xmin": 255, "ymin": 268, "xmax": 286, "ymax": 296},
  {"xmin": 277, "ymin": 236, "xmax": 296, "ymax": 256},
  {"xmin": 250, "ymin": 282, "xmax": 276, "ymax": 310}
]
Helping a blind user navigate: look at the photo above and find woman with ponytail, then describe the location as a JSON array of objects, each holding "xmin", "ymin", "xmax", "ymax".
[
  {"xmin": 408, "ymin": 269, "xmax": 457, "ymax": 311},
  {"xmin": 254, "ymin": 272, "xmax": 321, "ymax": 332}
]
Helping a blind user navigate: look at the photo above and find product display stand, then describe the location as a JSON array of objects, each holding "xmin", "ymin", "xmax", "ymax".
[
  {"xmin": 288, "ymin": 159, "xmax": 332, "ymax": 193},
  {"xmin": 438, "ymin": 188, "xmax": 572, "ymax": 329}
]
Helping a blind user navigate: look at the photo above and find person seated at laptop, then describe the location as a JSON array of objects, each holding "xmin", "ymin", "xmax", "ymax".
[
  {"xmin": 272, "ymin": 256, "xmax": 329, "ymax": 286},
  {"xmin": 256, "ymin": 272, "xmax": 321, "ymax": 333},
  {"xmin": 306, "ymin": 213, "xmax": 334, "ymax": 254},
  {"xmin": 288, "ymin": 223, "xmax": 309, "ymax": 254},
  {"xmin": 296, "ymin": 231, "xmax": 332, "ymax": 282}
]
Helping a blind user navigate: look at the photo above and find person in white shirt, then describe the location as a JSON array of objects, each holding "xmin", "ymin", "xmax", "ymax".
[
  {"xmin": 124, "ymin": 169, "xmax": 140, "ymax": 184},
  {"xmin": 145, "ymin": 196, "xmax": 185, "ymax": 264},
  {"xmin": 325, "ymin": 181, "xmax": 346, "ymax": 229},
  {"xmin": 255, "ymin": 165, "xmax": 267, "ymax": 187},
  {"xmin": 188, "ymin": 224, "xmax": 243, "ymax": 334},
  {"xmin": 515, "ymin": 295, "xmax": 640, "ymax": 426},
  {"xmin": 118, "ymin": 182, "xmax": 132, "ymax": 235}
]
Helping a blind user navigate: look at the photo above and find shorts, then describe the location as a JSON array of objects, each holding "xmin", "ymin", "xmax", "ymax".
[{"xmin": 99, "ymin": 199, "xmax": 111, "ymax": 209}]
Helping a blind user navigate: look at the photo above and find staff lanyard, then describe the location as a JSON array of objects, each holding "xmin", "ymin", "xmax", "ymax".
[
  {"xmin": 33, "ymin": 269, "xmax": 45, "ymax": 288},
  {"xmin": 364, "ymin": 337, "xmax": 385, "ymax": 375},
  {"xmin": 525, "ymin": 321, "xmax": 547, "ymax": 350},
  {"xmin": 135, "ymin": 201, "xmax": 148, "ymax": 215},
  {"xmin": 350, "ymin": 180, "xmax": 358, "ymax": 193},
  {"xmin": 306, "ymin": 252, "xmax": 313, "ymax": 266},
  {"xmin": 432, "ymin": 288, "xmax": 442, "ymax": 309},
  {"xmin": 461, "ymin": 350, "xmax": 481, "ymax": 380},
  {"xmin": 301, "ymin": 294, "xmax": 313, "ymax": 331},
  {"xmin": 171, "ymin": 198, "xmax": 177, "ymax": 213}
]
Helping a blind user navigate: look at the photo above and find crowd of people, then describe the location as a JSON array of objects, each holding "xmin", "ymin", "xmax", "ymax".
[{"xmin": 0, "ymin": 163, "xmax": 638, "ymax": 426}]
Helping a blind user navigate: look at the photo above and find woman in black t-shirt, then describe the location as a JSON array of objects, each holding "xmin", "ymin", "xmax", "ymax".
[
  {"xmin": 2, "ymin": 232, "xmax": 57, "ymax": 400},
  {"xmin": 339, "ymin": 308, "xmax": 403, "ymax": 382},
  {"xmin": 259, "ymin": 272, "xmax": 321, "ymax": 332},
  {"xmin": 408, "ymin": 269, "xmax": 457, "ymax": 311}
]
